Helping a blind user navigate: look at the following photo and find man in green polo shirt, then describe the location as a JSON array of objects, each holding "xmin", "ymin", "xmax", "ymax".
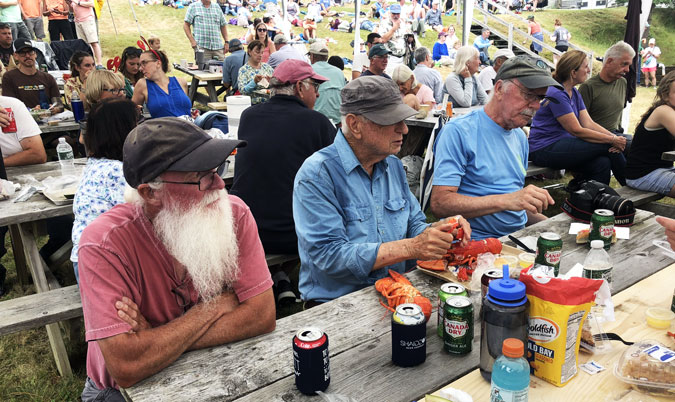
[{"xmin": 308, "ymin": 42, "xmax": 346, "ymax": 126}]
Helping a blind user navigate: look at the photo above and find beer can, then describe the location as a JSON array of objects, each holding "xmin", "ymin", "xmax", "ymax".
[
  {"xmin": 535, "ymin": 232, "xmax": 563, "ymax": 277},
  {"xmin": 392, "ymin": 303, "xmax": 427, "ymax": 367},
  {"xmin": 444, "ymin": 296, "xmax": 473, "ymax": 355},
  {"xmin": 589, "ymin": 209, "xmax": 614, "ymax": 250},
  {"xmin": 2, "ymin": 108, "xmax": 16, "ymax": 133},
  {"xmin": 437, "ymin": 283, "xmax": 468, "ymax": 337},
  {"xmin": 481, "ymin": 269, "xmax": 503, "ymax": 299},
  {"xmin": 293, "ymin": 328, "xmax": 330, "ymax": 395}
]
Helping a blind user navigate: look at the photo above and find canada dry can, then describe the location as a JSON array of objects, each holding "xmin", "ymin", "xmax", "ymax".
[
  {"xmin": 437, "ymin": 283, "xmax": 468, "ymax": 337},
  {"xmin": 535, "ymin": 232, "xmax": 563, "ymax": 276},
  {"xmin": 392, "ymin": 303, "xmax": 427, "ymax": 367},
  {"xmin": 589, "ymin": 209, "xmax": 615, "ymax": 250},
  {"xmin": 444, "ymin": 296, "xmax": 474, "ymax": 355},
  {"xmin": 293, "ymin": 328, "xmax": 330, "ymax": 395},
  {"xmin": 481, "ymin": 269, "xmax": 502, "ymax": 299}
]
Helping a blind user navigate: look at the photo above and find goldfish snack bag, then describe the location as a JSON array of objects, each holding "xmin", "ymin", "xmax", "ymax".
[{"xmin": 520, "ymin": 274, "xmax": 603, "ymax": 387}]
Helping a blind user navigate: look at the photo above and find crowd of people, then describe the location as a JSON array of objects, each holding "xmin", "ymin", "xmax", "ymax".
[{"xmin": 0, "ymin": 0, "xmax": 673, "ymax": 400}]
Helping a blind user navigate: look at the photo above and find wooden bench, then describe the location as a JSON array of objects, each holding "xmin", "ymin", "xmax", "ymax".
[
  {"xmin": 265, "ymin": 254, "xmax": 299, "ymax": 267},
  {"xmin": 616, "ymin": 186, "xmax": 664, "ymax": 207},
  {"xmin": 207, "ymin": 102, "xmax": 227, "ymax": 111},
  {"xmin": 0, "ymin": 285, "xmax": 82, "ymax": 337},
  {"xmin": 526, "ymin": 163, "xmax": 556, "ymax": 178}
]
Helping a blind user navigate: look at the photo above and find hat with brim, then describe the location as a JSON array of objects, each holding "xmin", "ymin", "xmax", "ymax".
[
  {"xmin": 13, "ymin": 38, "xmax": 36, "ymax": 53},
  {"xmin": 495, "ymin": 56, "xmax": 562, "ymax": 90},
  {"xmin": 368, "ymin": 43, "xmax": 391, "ymax": 59},
  {"xmin": 123, "ymin": 117, "xmax": 246, "ymax": 188},
  {"xmin": 340, "ymin": 76, "xmax": 417, "ymax": 126},
  {"xmin": 273, "ymin": 59, "xmax": 328, "ymax": 84}
]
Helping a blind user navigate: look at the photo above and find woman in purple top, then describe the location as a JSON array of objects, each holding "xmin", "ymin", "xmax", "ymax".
[{"xmin": 529, "ymin": 50, "xmax": 627, "ymax": 185}]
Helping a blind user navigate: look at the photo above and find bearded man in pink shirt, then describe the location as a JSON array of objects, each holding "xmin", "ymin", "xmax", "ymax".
[{"xmin": 77, "ymin": 117, "xmax": 275, "ymax": 401}]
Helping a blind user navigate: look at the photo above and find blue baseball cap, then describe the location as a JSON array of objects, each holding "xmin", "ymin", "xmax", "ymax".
[{"xmin": 390, "ymin": 4, "xmax": 401, "ymax": 13}]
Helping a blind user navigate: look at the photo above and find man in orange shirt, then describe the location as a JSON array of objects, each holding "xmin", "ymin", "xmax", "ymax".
[
  {"xmin": 19, "ymin": 0, "xmax": 45, "ymax": 40},
  {"xmin": 42, "ymin": 0, "xmax": 73, "ymax": 41}
]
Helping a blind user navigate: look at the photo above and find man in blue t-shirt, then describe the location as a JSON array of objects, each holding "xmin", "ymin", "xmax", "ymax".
[
  {"xmin": 430, "ymin": 56, "xmax": 559, "ymax": 240},
  {"xmin": 473, "ymin": 28, "xmax": 493, "ymax": 65}
]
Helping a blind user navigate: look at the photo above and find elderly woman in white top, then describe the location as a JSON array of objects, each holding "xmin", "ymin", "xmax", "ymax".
[
  {"xmin": 444, "ymin": 45, "xmax": 488, "ymax": 107},
  {"xmin": 392, "ymin": 64, "xmax": 436, "ymax": 110}
]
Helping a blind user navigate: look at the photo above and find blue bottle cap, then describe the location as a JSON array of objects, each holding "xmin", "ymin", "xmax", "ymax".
[{"xmin": 486, "ymin": 264, "xmax": 527, "ymax": 307}]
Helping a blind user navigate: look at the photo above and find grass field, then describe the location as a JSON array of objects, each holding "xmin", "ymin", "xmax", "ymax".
[{"xmin": 0, "ymin": 2, "xmax": 673, "ymax": 400}]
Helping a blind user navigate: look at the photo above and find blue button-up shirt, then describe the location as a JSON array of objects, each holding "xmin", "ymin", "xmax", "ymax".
[{"xmin": 294, "ymin": 131, "xmax": 429, "ymax": 302}]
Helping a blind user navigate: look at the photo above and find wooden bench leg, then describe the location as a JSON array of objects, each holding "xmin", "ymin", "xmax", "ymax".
[
  {"xmin": 18, "ymin": 223, "xmax": 73, "ymax": 377},
  {"xmin": 8, "ymin": 225, "xmax": 29, "ymax": 287}
]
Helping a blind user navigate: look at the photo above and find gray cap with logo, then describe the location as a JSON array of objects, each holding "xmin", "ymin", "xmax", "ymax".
[
  {"xmin": 340, "ymin": 76, "xmax": 417, "ymax": 126},
  {"xmin": 494, "ymin": 55, "xmax": 562, "ymax": 90}
]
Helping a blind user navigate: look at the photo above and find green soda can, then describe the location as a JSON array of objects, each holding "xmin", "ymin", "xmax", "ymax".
[
  {"xmin": 589, "ymin": 209, "xmax": 615, "ymax": 250},
  {"xmin": 443, "ymin": 296, "xmax": 473, "ymax": 355},
  {"xmin": 535, "ymin": 232, "xmax": 563, "ymax": 276},
  {"xmin": 437, "ymin": 283, "xmax": 468, "ymax": 337}
]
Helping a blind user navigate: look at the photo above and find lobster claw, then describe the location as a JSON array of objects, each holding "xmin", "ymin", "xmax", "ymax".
[{"xmin": 445, "ymin": 216, "xmax": 464, "ymax": 243}]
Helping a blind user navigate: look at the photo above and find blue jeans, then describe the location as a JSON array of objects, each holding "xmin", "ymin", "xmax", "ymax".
[{"xmin": 530, "ymin": 137, "xmax": 627, "ymax": 185}]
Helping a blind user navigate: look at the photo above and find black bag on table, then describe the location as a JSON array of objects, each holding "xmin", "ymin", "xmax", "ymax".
[{"xmin": 561, "ymin": 179, "xmax": 635, "ymax": 226}]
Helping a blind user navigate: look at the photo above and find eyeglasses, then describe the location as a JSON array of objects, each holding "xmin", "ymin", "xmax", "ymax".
[
  {"xmin": 103, "ymin": 88, "xmax": 125, "ymax": 95},
  {"xmin": 303, "ymin": 80, "xmax": 321, "ymax": 92},
  {"xmin": 17, "ymin": 49, "xmax": 35, "ymax": 56},
  {"xmin": 510, "ymin": 80, "xmax": 548, "ymax": 104},
  {"xmin": 257, "ymin": 28, "xmax": 267, "ymax": 32},
  {"xmin": 157, "ymin": 171, "xmax": 218, "ymax": 191}
]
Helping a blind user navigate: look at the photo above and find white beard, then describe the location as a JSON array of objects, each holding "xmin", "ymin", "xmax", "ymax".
[{"xmin": 152, "ymin": 189, "xmax": 240, "ymax": 302}]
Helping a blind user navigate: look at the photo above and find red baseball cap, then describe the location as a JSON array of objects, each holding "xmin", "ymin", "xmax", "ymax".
[{"xmin": 272, "ymin": 59, "xmax": 328, "ymax": 85}]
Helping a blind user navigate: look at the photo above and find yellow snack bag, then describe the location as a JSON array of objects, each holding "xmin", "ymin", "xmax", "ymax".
[{"xmin": 520, "ymin": 274, "xmax": 603, "ymax": 387}]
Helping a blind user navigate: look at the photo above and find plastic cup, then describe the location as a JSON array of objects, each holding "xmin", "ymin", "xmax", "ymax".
[{"xmin": 518, "ymin": 252, "xmax": 535, "ymax": 269}]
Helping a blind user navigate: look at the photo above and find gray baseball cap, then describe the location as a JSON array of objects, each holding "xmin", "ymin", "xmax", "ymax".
[
  {"xmin": 123, "ymin": 118, "xmax": 246, "ymax": 188},
  {"xmin": 273, "ymin": 34, "xmax": 288, "ymax": 45},
  {"xmin": 494, "ymin": 55, "xmax": 562, "ymax": 90},
  {"xmin": 340, "ymin": 76, "xmax": 417, "ymax": 126}
]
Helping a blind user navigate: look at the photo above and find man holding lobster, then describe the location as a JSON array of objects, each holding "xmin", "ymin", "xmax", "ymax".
[
  {"xmin": 430, "ymin": 56, "xmax": 558, "ymax": 240},
  {"xmin": 293, "ymin": 76, "xmax": 471, "ymax": 308}
]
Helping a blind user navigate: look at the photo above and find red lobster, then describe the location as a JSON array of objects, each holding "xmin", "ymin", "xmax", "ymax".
[
  {"xmin": 375, "ymin": 270, "xmax": 432, "ymax": 321},
  {"xmin": 417, "ymin": 237, "xmax": 503, "ymax": 281}
]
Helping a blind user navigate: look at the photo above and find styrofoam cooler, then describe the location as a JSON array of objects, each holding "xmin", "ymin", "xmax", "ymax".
[{"xmin": 226, "ymin": 95, "xmax": 251, "ymax": 138}]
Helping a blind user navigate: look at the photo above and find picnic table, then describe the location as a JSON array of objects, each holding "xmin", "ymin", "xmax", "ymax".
[
  {"xmin": 122, "ymin": 209, "xmax": 672, "ymax": 401},
  {"xmin": 399, "ymin": 105, "xmax": 484, "ymax": 158},
  {"xmin": 174, "ymin": 64, "xmax": 226, "ymax": 106},
  {"xmin": 425, "ymin": 262, "xmax": 675, "ymax": 402},
  {"xmin": 2, "ymin": 159, "xmax": 86, "ymax": 377}
]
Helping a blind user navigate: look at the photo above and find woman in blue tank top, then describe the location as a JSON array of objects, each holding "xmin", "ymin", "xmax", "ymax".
[{"xmin": 132, "ymin": 50, "xmax": 192, "ymax": 118}]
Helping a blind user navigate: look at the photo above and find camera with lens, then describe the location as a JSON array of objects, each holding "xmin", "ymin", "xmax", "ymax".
[{"xmin": 561, "ymin": 179, "xmax": 635, "ymax": 226}]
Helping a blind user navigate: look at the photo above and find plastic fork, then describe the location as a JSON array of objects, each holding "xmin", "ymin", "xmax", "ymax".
[{"xmin": 593, "ymin": 332, "xmax": 634, "ymax": 345}]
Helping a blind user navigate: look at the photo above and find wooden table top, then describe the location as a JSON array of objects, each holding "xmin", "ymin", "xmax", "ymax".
[
  {"xmin": 38, "ymin": 119, "xmax": 80, "ymax": 134},
  {"xmin": 174, "ymin": 64, "xmax": 223, "ymax": 81},
  {"xmin": 123, "ymin": 210, "xmax": 673, "ymax": 402},
  {"xmin": 425, "ymin": 263, "xmax": 675, "ymax": 402},
  {"xmin": 0, "ymin": 159, "xmax": 85, "ymax": 226},
  {"xmin": 1, "ymin": 158, "xmax": 234, "ymax": 226}
]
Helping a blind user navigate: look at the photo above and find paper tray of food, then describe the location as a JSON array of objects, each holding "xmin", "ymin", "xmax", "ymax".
[
  {"xmin": 417, "ymin": 243, "xmax": 526, "ymax": 286},
  {"xmin": 42, "ymin": 188, "xmax": 76, "ymax": 205}
]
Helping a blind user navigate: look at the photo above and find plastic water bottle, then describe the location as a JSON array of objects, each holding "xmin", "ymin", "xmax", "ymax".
[
  {"xmin": 490, "ymin": 338, "xmax": 529, "ymax": 402},
  {"xmin": 71, "ymin": 91, "xmax": 85, "ymax": 122},
  {"xmin": 38, "ymin": 85, "xmax": 49, "ymax": 110},
  {"xmin": 56, "ymin": 138, "xmax": 74, "ymax": 174},
  {"xmin": 582, "ymin": 240, "xmax": 613, "ymax": 290}
]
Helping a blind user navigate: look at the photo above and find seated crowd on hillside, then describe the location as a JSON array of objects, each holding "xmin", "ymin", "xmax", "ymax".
[{"xmin": 0, "ymin": 0, "xmax": 673, "ymax": 400}]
